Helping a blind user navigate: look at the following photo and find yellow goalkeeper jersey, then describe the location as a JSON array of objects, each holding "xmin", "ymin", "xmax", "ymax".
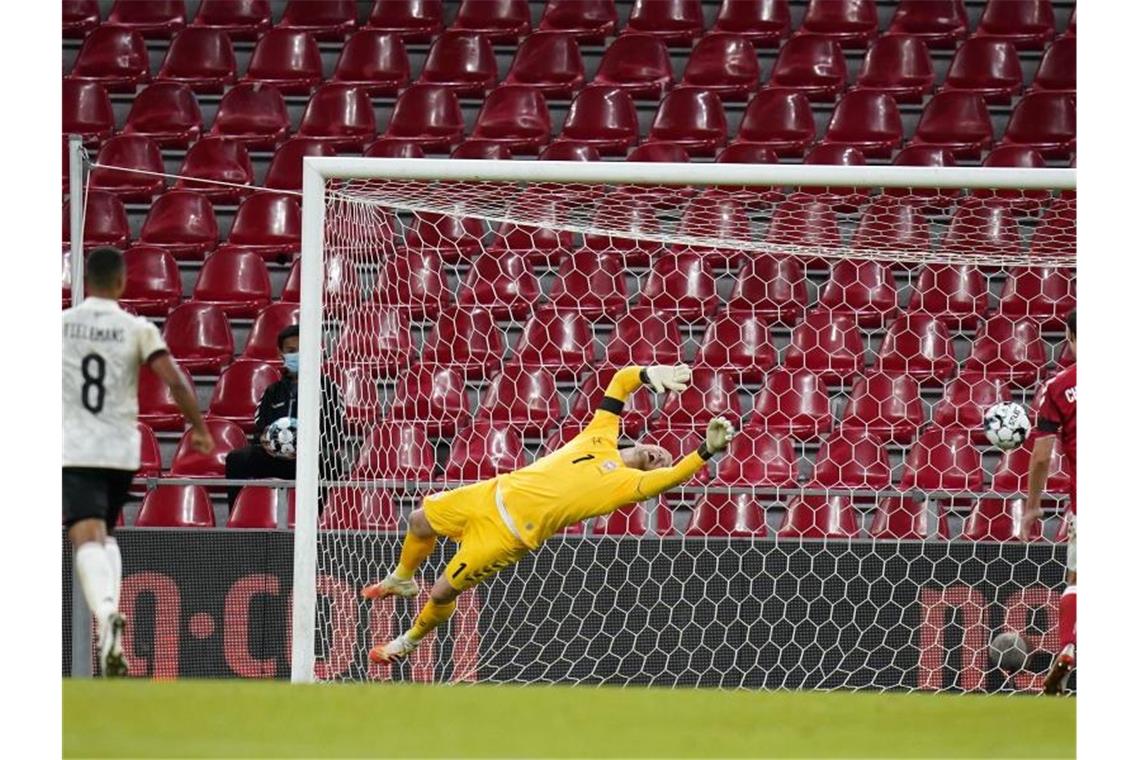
[{"xmin": 495, "ymin": 366, "xmax": 708, "ymax": 549}]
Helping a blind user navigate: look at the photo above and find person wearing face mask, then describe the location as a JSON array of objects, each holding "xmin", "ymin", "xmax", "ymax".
[{"xmin": 223, "ymin": 325, "xmax": 345, "ymax": 510}]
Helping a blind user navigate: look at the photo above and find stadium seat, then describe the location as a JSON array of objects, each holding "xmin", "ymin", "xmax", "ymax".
[
  {"xmin": 241, "ymin": 303, "xmax": 299, "ymax": 362},
  {"xmin": 475, "ymin": 366, "xmax": 561, "ymax": 435},
  {"xmin": 783, "ymin": 310, "xmax": 864, "ymax": 384},
  {"xmin": 420, "ymin": 307, "xmax": 505, "ymax": 379},
  {"xmin": 686, "ymin": 492, "xmax": 768, "ymax": 537},
  {"xmin": 992, "ymin": 433, "xmax": 1071, "ymax": 496},
  {"xmin": 330, "ymin": 31, "xmax": 410, "ymax": 96},
  {"xmin": 456, "ymin": 252, "xmax": 541, "ymax": 320},
  {"xmin": 331, "ymin": 307, "xmax": 413, "ymax": 377},
  {"xmin": 974, "ymin": 0, "xmax": 1056, "ymax": 50},
  {"xmin": 582, "ymin": 192, "xmax": 665, "ymax": 265},
  {"xmin": 941, "ymin": 38, "xmax": 1023, "ymax": 103},
  {"xmin": 321, "ymin": 488, "xmax": 398, "ymax": 531},
  {"xmin": 470, "ymin": 86, "xmax": 552, "ymax": 154},
  {"xmin": 593, "ymin": 34, "xmax": 674, "ymax": 99},
  {"xmin": 798, "ymin": 0, "xmax": 878, "ymax": 47},
  {"xmin": 173, "ymin": 137, "xmax": 254, "ymax": 202},
  {"xmin": 208, "ymin": 83, "xmax": 290, "ymax": 149},
  {"xmin": 962, "ymin": 498, "xmax": 1042, "ymax": 542},
  {"xmin": 502, "ymin": 32, "xmax": 585, "ymax": 99},
  {"xmin": 558, "ymin": 87, "xmax": 640, "ymax": 156},
  {"xmin": 725, "ymin": 255, "xmax": 807, "ymax": 324},
  {"xmin": 854, "ymin": 34, "xmax": 935, "ymax": 103},
  {"xmin": 624, "ymin": 0, "xmax": 703, "ymax": 45},
  {"xmin": 453, "ymin": 0, "xmax": 531, "ymax": 42},
  {"xmin": 901, "ymin": 428, "xmax": 983, "ymax": 491},
  {"xmin": 593, "ymin": 502, "xmax": 673, "ymax": 536},
  {"xmin": 138, "ymin": 191, "xmax": 219, "ymax": 260},
  {"xmin": 777, "ymin": 495, "xmax": 861, "ymax": 538},
  {"xmin": 387, "ymin": 363, "xmax": 470, "ymax": 437},
  {"xmin": 403, "ymin": 212, "xmax": 485, "ymax": 263},
  {"xmin": 512, "ymin": 306, "xmax": 597, "ymax": 379},
  {"xmin": 192, "ymin": 0, "xmax": 272, "ymax": 40},
  {"xmin": 1030, "ymin": 36, "xmax": 1075, "ymax": 94},
  {"xmin": 88, "ymin": 135, "xmax": 166, "ymax": 202},
  {"xmin": 121, "ymin": 82, "xmax": 203, "ymax": 148},
  {"xmin": 567, "ymin": 369, "xmax": 653, "ymax": 437},
  {"xmin": 365, "ymin": 138, "xmax": 427, "ymax": 158},
  {"xmin": 796, "ymin": 144, "xmax": 870, "ymax": 209},
  {"xmin": 655, "ymin": 368, "xmax": 743, "ymax": 429},
  {"xmin": 296, "ymin": 84, "xmax": 376, "ymax": 150},
  {"xmin": 162, "ymin": 302, "xmax": 234, "ymax": 373},
  {"xmin": 941, "ymin": 199, "xmax": 1022, "ymax": 259},
  {"xmin": 820, "ymin": 90, "xmax": 903, "ymax": 158},
  {"xmin": 998, "ymin": 92, "xmax": 1076, "ymax": 159},
  {"xmin": 418, "ymin": 31, "xmax": 498, "ymax": 96},
  {"xmin": 931, "ymin": 372, "xmax": 1011, "ymax": 440},
  {"xmin": 997, "ymin": 266, "xmax": 1074, "ymax": 329},
  {"xmin": 373, "ymin": 248, "xmax": 448, "ymax": 319},
  {"xmin": 382, "ymin": 84, "xmax": 465, "ymax": 151},
  {"xmin": 816, "ymin": 259, "xmax": 897, "ymax": 328},
  {"xmin": 646, "ymin": 88, "xmax": 728, "ymax": 156},
  {"xmin": 365, "ymin": 0, "xmax": 444, "ymax": 41},
  {"xmin": 717, "ymin": 431, "xmax": 797, "ymax": 488},
  {"xmin": 696, "ymin": 311, "xmax": 776, "ymax": 383},
  {"xmin": 120, "ymin": 245, "xmax": 182, "ymax": 316},
  {"xmin": 136, "ymin": 422, "xmax": 163, "ymax": 479},
  {"xmin": 63, "ymin": 0, "xmax": 101, "ymax": 38},
  {"xmin": 170, "ymin": 418, "xmax": 247, "ymax": 477},
  {"xmin": 812, "ymin": 429, "xmax": 891, "ymax": 489},
  {"xmin": 747, "ymin": 368, "xmax": 831, "ymax": 439},
  {"xmin": 135, "ymin": 486, "xmax": 215, "ymax": 528},
  {"xmin": 711, "ymin": 0, "xmax": 791, "ymax": 46},
  {"xmin": 874, "ymin": 313, "xmax": 955, "ymax": 384},
  {"xmin": 192, "ymin": 249, "xmax": 272, "ymax": 317},
  {"xmin": 732, "ymin": 89, "xmax": 816, "ymax": 156},
  {"xmin": 221, "ymin": 193, "xmax": 302, "ymax": 264},
  {"xmin": 352, "ymin": 421, "xmax": 436, "ymax": 481},
  {"xmin": 881, "ymin": 145, "xmax": 959, "ymax": 207},
  {"xmin": 228, "ymin": 486, "xmax": 294, "ymax": 529},
  {"xmin": 156, "ymin": 27, "xmax": 237, "ymax": 93},
  {"xmin": 907, "ymin": 264, "xmax": 988, "ymax": 328},
  {"xmin": 443, "ymin": 421, "xmax": 527, "ymax": 481},
  {"xmin": 62, "ymin": 80, "xmax": 115, "ymax": 146},
  {"xmin": 67, "ymin": 26, "xmax": 150, "ymax": 92},
  {"xmin": 106, "ymin": 0, "xmax": 185, "ymax": 38},
  {"xmin": 973, "ymin": 146, "xmax": 1050, "ymax": 211},
  {"xmin": 839, "ymin": 373, "xmax": 922, "ymax": 444},
  {"xmin": 333, "ymin": 362, "xmax": 382, "ymax": 430},
  {"xmin": 908, "ymin": 91, "xmax": 994, "ymax": 158},
  {"xmin": 138, "ymin": 362, "xmax": 192, "ymax": 430},
  {"xmin": 631, "ymin": 142, "xmax": 694, "ymax": 166},
  {"xmin": 869, "ymin": 497, "xmax": 949, "ymax": 539},
  {"xmin": 671, "ymin": 190, "xmax": 752, "ymax": 264},
  {"xmin": 242, "ymin": 29, "xmax": 324, "ymax": 95},
  {"xmin": 62, "ymin": 192, "xmax": 130, "ymax": 250},
  {"xmin": 605, "ymin": 307, "xmax": 684, "ymax": 366},
  {"xmin": 638, "ymin": 251, "xmax": 718, "ymax": 320},
  {"xmin": 489, "ymin": 217, "xmax": 573, "ymax": 267},
  {"xmin": 887, "ymin": 0, "xmax": 968, "ymax": 48},
  {"xmin": 207, "ymin": 360, "xmax": 282, "ymax": 431},
  {"xmin": 1029, "ymin": 198, "xmax": 1076, "ymax": 258},
  {"xmin": 278, "ymin": 0, "xmax": 357, "ymax": 39},
  {"xmin": 769, "ymin": 34, "xmax": 847, "ymax": 101},
  {"xmin": 538, "ymin": 0, "xmax": 617, "ymax": 43},
  {"xmin": 680, "ymin": 43, "xmax": 760, "ymax": 109},
  {"xmin": 963, "ymin": 316, "xmax": 1047, "ymax": 385}
]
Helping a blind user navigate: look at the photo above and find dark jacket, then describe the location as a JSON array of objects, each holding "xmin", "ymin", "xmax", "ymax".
[{"xmin": 253, "ymin": 374, "xmax": 346, "ymax": 477}]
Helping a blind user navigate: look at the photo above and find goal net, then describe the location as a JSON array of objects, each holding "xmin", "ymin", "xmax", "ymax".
[{"xmin": 294, "ymin": 159, "xmax": 1075, "ymax": 692}]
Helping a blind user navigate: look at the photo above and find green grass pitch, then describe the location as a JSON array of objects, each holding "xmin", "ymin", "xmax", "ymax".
[{"xmin": 64, "ymin": 680, "xmax": 1074, "ymax": 758}]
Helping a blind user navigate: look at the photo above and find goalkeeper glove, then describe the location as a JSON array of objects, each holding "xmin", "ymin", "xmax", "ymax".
[
  {"xmin": 642, "ymin": 364, "xmax": 692, "ymax": 394},
  {"xmin": 703, "ymin": 416, "xmax": 736, "ymax": 456}
]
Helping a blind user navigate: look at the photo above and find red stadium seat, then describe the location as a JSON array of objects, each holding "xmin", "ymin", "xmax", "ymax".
[
  {"xmin": 106, "ymin": 0, "xmax": 185, "ymax": 38},
  {"xmin": 647, "ymin": 88, "xmax": 728, "ymax": 156},
  {"xmin": 656, "ymin": 368, "xmax": 743, "ymax": 429},
  {"xmin": 681, "ymin": 33, "xmax": 760, "ymax": 101},
  {"xmin": 881, "ymin": 146, "xmax": 958, "ymax": 207},
  {"xmin": 874, "ymin": 312, "xmax": 955, "ymax": 383},
  {"xmin": 1029, "ymin": 198, "xmax": 1076, "ymax": 258},
  {"xmin": 686, "ymin": 492, "xmax": 768, "ymax": 537},
  {"xmin": 403, "ymin": 212, "xmax": 485, "ymax": 263},
  {"xmin": 712, "ymin": 0, "xmax": 791, "ymax": 47},
  {"xmin": 887, "ymin": 0, "xmax": 968, "ymax": 49},
  {"xmin": 628, "ymin": 142, "xmax": 692, "ymax": 166},
  {"xmin": 605, "ymin": 307, "xmax": 684, "ymax": 367},
  {"xmin": 798, "ymin": 0, "xmax": 878, "ymax": 47},
  {"xmin": 908, "ymin": 91, "xmax": 994, "ymax": 158},
  {"xmin": 353, "ymin": 421, "xmax": 436, "ymax": 481},
  {"xmin": 869, "ymin": 497, "xmax": 949, "ymax": 539},
  {"xmin": 560, "ymin": 86, "xmax": 640, "ymax": 156},
  {"xmin": 331, "ymin": 307, "xmax": 413, "ymax": 377},
  {"xmin": 767, "ymin": 187, "xmax": 842, "ymax": 247},
  {"xmin": 769, "ymin": 34, "xmax": 847, "ymax": 101},
  {"xmin": 242, "ymin": 29, "xmax": 324, "ymax": 95},
  {"xmin": 476, "ymin": 366, "xmax": 561, "ymax": 435},
  {"xmin": 503, "ymin": 32, "xmax": 585, "ymax": 99},
  {"xmin": 941, "ymin": 199, "xmax": 1022, "ymax": 259},
  {"xmin": 538, "ymin": 0, "xmax": 617, "ymax": 43},
  {"xmin": 963, "ymin": 316, "xmax": 1047, "ymax": 385},
  {"xmin": 137, "ymin": 422, "xmax": 163, "ymax": 479},
  {"xmin": 162, "ymin": 302, "xmax": 234, "ymax": 373},
  {"xmin": 444, "ymin": 421, "xmax": 527, "ymax": 481},
  {"xmin": 331, "ymin": 31, "xmax": 410, "ymax": 96},
  {"xmin": 717, "ymin": 431, "xmax": 797, "ymax": 488},
  {"xmin": 997, "ymin": 266, "xmax": 1074, "ymax": 329},
  {"xmin": 221, "ymin": 193, "xmax": 302, "ymax": 264},
  {"xmin": 418, "ymin": 31, "xmax": 498, "ymax": 97},
  {"xmin": 931, "ymin": 372, "xmax": 1010, "ymax": 440},
  {"xmin": 88, "ymin": 135, "xmax": 166, "ymax": 202},
  {"xmin": 908, "ymin": 264, "xmax": 988, "ymax": 328},
  {"xmin": 1030, "ymin": 36, "xmax": 1075, "ymax": 94},
  {"xmin": 816, "ymin": 259, "xmax": 897, "ymax": 328},
  {"xmin": 673, "ymin": 190, "xmax": 752, "ymax": 264},
  {"xmin": 383, "ymin": 85, "xmax": 465, "ymax": 151},
  {"xmin": 821, "ymin": 90, "xmax": 903, "ymax": 158},
  {"xmin": 998, "ymin": 92, "xmax": 1076, "ymax": 159},
  {"xmin": 593, "ymin": 34, "xmax": 674, "ymax": 99},
  {"xmin": 593, "ymin": 503, "xmax": 673, "ymax": 536},
  {"xmin": 63, "ymin": 192, "xmax": 130, "ymax": 250},
  {"xmin": 624, "ymin": 0, "xmax": 703, "ymax": 45},
  {"xmin": 170, "ymin": 419, "xmax": 247, "ymax": 477},
  {"xmin": 63, "ymin": 0, "xmax": 101, "ymax": 38},
  {"xmin": 839, "ymin": 373, "xmax": 922, "ymax": 444},
  {"xmin": 941, "ymin": 38, "xmax": 1023, "ymax": 103},
  {"xmin": 228, "ymin": 487, "xmax": 294, "ymax": 529},
  {"xmin": 777, "ymin": 495, "xmax": 861, "ymax": 538},
  {"xmin": 420, "ymin": 307, "xmax": 505, "ymax": 379},
  {"xmin": 453, "ymin": 0, "xmax": 531, "ymax": 43},
  {"xmin": 747, "ymin": 368, "xmax": 832, "ymax": 440},
  {"xmin": 974, "ymin": 0, "xmax": 1056, "ymax": 50},
  {"xmin": 136, "ymin": 486, "xmax": 215, "ymax": 528},
  {"xmin": 992, "ymin": 434, "xmax": 1071, "ymax": 495},
  {"xmin": 120, "ymin": 245, "xmax": 181, "ymax": 316},
  {"xmin": 296, "ymin": 84, "xmax": 376, "ymax": 150},
  {"xmin": 67, "ymin": 26, "xmax": 150, "ymax": 92},
  {"xmin": 783, "ymin": 310, "xmax": 864, "ymax": 384},
  {"xmin": 333, "ymin": 363, "xmax": 381, "ymax": 430},
  {"xmin": 725, "ymin": 255, "xmax": 807, "ymax": 324},
  {"xmin": 241, "ymin": 303, "xmax": 299, "ymax": 362},
  {"xmin": 974, "ymin": 146, "xmax": 1050, "ymax": 211},
  {"xmin": 697, "ymin": 311, "xmax": 776, "ymax": 383},
  {"xmin": 174, "ymin": 137, "xmax": 254, "ymax": 202},
  {"xmin": 489, "ymin": 215, "xmax": 574, "ymax": 266},
  {"xmin": 120, "ymin": 82, "xmax": 203, "ymax": 148},
  {"xmin": 365, "ymin": 138, "xmax": 426, "ymax": 158},
  {"xmin": 138, "ymin": 362, "xmax": 193, "ymax": 431},
  {"xmin": 900, "ymin": 428, "xmax": 983, "ymax": 492},
  {"xmin": 138, "ymin": 191, "xmax": 219, "ymax": 260},
  {"xmin": 156, "ymin": 28, "xmax": 237, "ymax": 93},
  {"xmin": 797, "ymin": 144, "xmax": 870, "ymax": 209},
  {"xmin": 207, "ymin": 360, "xmax": 282, "ymax": 431},
  {"xmin": 387, "ymin": 363, "xmax": 471, "ymax": 437},
  {"xmin": 192, "ymin": 249, "xmax": 272, "ymax": 318},
  {"xmin": 567, "ymin": 370, "xmax": 653, "ymax": 437},
  {"xmin": 456, "ymin": 252, "xmax": 541, "ymax": 320},
  {"xmin": 513, "ymin": 307, "xmax": 597, "ymax": 379},
  {"xmin": 365, "ymin": 0, "xmax": 444, "ymax": 42},
  {"xmin": 812, "ymin": 430, "xmax": 891, "ymax": 489},
  {"xmin": 192, "ymin": 0, "xmax": 272, "ymax": 40},
  {"xmin": 374, "ymin": 248, "xmax": 448, "ymax": 319},
  {"xmin": 639, "ymin": 251, "xmax": 718, "ymax": 320},
  {"xmin": 208, "ymin": 83, "xmax": 291, "ymax": 149},
  {"xmin": 470, "ymin": 86, "xmax": 552, "ymax": 154},
  {"xmin": 322, "ymin": 489, "xmax": 398, "ymax": 531},
  {"xmin": 962, "ymin": 498, "xmax": 1042, "ymax": 542},
  {"xmin": 582, "ymin": 192, "xmax": 664, "ymax": 265},
  {"xmin": 854, "ymin": 34, "xmax": 935, "ymax": 103},
  {"xmin": 279, "ymin": 0, "xmax": 357, "ymax": 39},
  {"xmin": 62, "ymin": 80, "xmax": 115, "ymax": 146}
]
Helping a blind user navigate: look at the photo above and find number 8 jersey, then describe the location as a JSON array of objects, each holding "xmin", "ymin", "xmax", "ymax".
[{"xmin": 62, "ymin": 297, "xmax": 169, "ymax": 470}]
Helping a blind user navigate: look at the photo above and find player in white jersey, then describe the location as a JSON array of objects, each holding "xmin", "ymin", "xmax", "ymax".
[{"xmin": 63, "ymin": 247, "xmax": 214, "ymax": 677}]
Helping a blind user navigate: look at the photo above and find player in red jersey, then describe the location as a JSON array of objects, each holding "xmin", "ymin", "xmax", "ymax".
[{"xmin": 1020, "ymin": 309, "xmax": 1076, "ymax": 694}]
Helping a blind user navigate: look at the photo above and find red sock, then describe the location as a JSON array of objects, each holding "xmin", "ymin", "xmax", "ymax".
[{"xmin": 1058, "ymin": 585, "xmax": 1077, "ymax": 653}]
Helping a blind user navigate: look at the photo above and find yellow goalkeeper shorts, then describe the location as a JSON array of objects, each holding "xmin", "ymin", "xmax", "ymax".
[{"xmin": 421, "ymin": 479, "xmax": 529, "ymax": 592}]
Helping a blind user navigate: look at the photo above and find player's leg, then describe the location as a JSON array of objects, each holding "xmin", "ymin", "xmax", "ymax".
[
  {"xmin": 1045, "ymin": 519, "xmax": 1077, "ymax": 694},
  {"xmin": 98, "ymin": 470, "xmax": 135, "ymax": 677},
  {"xmin": 362, "ymin": 508, "xmax": 439, "ymax": 601}
]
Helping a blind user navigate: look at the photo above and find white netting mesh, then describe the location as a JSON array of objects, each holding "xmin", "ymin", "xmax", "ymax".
[{"xmin": 310, "ymin": 176, "xmax": 1074, "ymax": 691}]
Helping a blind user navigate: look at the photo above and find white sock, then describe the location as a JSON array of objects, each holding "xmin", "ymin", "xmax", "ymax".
[
  {"xmin": 104, "ymin": 538, "xmax": 122, "ymax": 611},
  {"xmin": 75, "ymin": 543, "xmax": 116, "ymax": 631}
]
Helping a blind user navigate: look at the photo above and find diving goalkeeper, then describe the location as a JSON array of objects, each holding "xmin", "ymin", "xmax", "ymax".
[{"xmin": 362, "ymin": 364, "xmax": 735, "ymax": 663}]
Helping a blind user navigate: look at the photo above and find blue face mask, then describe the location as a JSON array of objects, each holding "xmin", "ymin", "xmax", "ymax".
[{"xmin": 283, "ymin": 353, "xmax": 299, "ymax": 374}]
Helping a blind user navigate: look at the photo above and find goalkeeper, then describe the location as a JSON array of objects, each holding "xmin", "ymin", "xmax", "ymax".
[{"xmin": 362, "ymin": 364, "xmax": 735, "ymax": 663}]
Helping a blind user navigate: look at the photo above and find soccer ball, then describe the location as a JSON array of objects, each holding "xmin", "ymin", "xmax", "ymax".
[
  {"xmin": 262, "ymin": 416, "xmax": 298, "ymax": 460},
  {"xmin": 989, "ymin": 631, "xmax": 1029, "ymax": 672},
  {"xmin": 982, "ymin": 402, "xmax": 1030, "ymax": 450}
]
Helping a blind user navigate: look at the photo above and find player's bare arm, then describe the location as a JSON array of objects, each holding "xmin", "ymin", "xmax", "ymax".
[
  {"xmin": 149, "ymin": 353, "xmax": 215, "ymax": 454},
  {"xmin": 1019, "ymin": 433, "xmax": 1056, "ymax": 541}
]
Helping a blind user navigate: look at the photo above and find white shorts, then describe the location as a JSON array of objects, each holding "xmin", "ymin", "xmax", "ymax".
[{"xmin": 1066, "ymin": 515, "xmax": 1077, "ymax": 574}]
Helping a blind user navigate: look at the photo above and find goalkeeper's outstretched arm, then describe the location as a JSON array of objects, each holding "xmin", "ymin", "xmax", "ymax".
[
  {"xmin": 582, "ymin": 364, "xmax": 693, "ymax": 439},
  {"xmin": 627, "ymin": 417, "xmax": 736, "ymax": 501}
]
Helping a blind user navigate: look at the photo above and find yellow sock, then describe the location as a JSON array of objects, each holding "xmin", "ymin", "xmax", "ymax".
[
  {"xmin": 393, "ymin": 532, "xmax": 437, "ymax": 580},
  {"xmin": 407, "ymin": 599, "xmax": 457, "ymax": 643}
]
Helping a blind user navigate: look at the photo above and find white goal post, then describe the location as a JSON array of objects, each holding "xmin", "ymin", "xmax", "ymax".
[{"xmin": 292, "ymin": 158, "xmax": 1075, "ymax": 688}]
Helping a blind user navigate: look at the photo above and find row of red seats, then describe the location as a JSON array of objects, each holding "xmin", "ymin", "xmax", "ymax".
[{"xmin": 65, "ymin": 0, "xmax": 1075, "ymax": 49}]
